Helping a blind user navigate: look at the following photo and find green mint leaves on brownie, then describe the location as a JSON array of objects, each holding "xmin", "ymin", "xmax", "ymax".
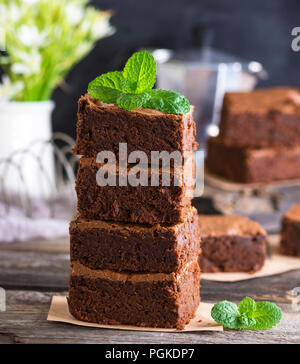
[
  {"xmin": 88, "ymin": 51, "xmax": 191, "ymax": 114},
  {"xmin": 123, "ymin": 50, "xmax": 156, "ymax": 93},
  {"xmin": 145, "ymin": 89, "xmax": 191, "ymax": 114},
  {"xmin": 211, "ymin": 297, "xmax": 282, "ymax": 330}
]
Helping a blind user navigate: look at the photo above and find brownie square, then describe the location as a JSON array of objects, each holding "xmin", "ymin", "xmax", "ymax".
[
  {"xmin": 198, "ymin": 215, "xmax": 267, "ymax": 273},
  {"xmin": 76, "ymin": 157, "xmax": 194, "ymax": 225},
  {"xmin": 73, "ymin": 94, "xmax": 197, "ymax": 159},
  {"xmin": 70, "ymin": 206, "xmax": 200, "ymax": 273},
  {"xmin": 206, "ymin": 136, "xmax": 300, "ymax": 183},
  {"xmin": 68, "ymin": 260, "xmax": 200, "ymax": 330},
  {"xmin": 219, "ymin": 87, "xmax": 300, "ymax": 147},
  {"xmin": 280, "ymin": 205, "xmax": 300, "ymax": 256}
]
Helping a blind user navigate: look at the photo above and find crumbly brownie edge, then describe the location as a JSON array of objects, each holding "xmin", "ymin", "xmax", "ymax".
[
  {"xmin": 218, "ymin": 89, "xmax": 300, "ymax": 148},
  {"xmin": 199, "ymin": 235, "xmax": 266, "ymax": 273},
  {"xmin": 75, "ymin": 158, "xmax": 193, "ymax": 224},
  {"xmin": 206, "ymin": 137, "xmax": 300, "ymax": 183},
  {"xmin": 280, "ymin": 217, "xmax": 300, "ymax": 257},
  {"xmin": 73, "ymin": 94, "xmax": 197, "ymax": 158},
  {"xmin": 70, "ymin": 207, "xmax": 201, "ymax": 272},
  {"xmin": 67, "ymin": 260, "xmax": 200, "ymax": 329}
]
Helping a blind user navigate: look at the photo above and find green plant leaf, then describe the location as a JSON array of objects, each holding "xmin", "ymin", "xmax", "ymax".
[
  {"xmin": 247, "ymin": 302, "xmax": 282, "ymax": 330},
  {"xmin": 123, "ymin": 50, "xmax": 156, "ymax": 93},
  {"xmin": 145, "ymin": 89, "xmax": 191, "ymax": 114},
  {"xmin": 87, "ymin": 84, "xmax": 122, "ymax": 104},
  {"xmin": 238, "ymin": 296, "xmax": 256, "ymax": 317},
  {"xmin": 239, "ymin": 313, "xmax": 256, "ymax": 328},
  {"xmin": 116, "ymin": 92, "xmax": 150, "ymax": 111},
  {"xmin": 211, "ymin": 301, "xmax": 244, "ymax": 330},
  {"xmin": 88, "ymin": 71, "xmax": 126, "ymax": 92}
]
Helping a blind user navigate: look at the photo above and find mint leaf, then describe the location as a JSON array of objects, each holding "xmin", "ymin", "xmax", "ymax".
[
  {"xmin": 117, "ymin": 92, "xmax": 150, "ymax": 111},
  {"xmin": 240, "ymin": 313, "xmax": 256, "ymax": 328},
  {"xmin": 88, "ymin": 71, "xmax": 125, "ymax": 91},
  {"xmin": 238, "ymin": 297, "xmax": 256, "ymax": 317},
  {"xmin": 211, "ymin": 301, "xmax": 244, "ymax": 330},
  {"xmin": 211, "ymin": 297, "xmax": 282, "ymax": 331},
  {"xmin": 248, "ymin": 301, "xmax": 282, "ymax": 330},
  {"xmin": 123, "ymin": 51, "xmax": 156, "ymax": 93},
  {"xmin": 87, "ymin": 85, "xmax": 122, "ymax": 105},
  {"xmin": 145, "ymin": 89, "xmax": 191, "ymax": 114}
]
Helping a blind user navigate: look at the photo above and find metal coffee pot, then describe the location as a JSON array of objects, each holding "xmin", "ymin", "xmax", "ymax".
[{"xmin": 148, "ymin": 47, "xmax": 267, "ymax": 146}]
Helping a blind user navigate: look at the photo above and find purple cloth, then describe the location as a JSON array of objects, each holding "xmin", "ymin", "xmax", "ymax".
[{"xmin": 0, "ymin": 189, "xmax": 75, "ymax": 243}]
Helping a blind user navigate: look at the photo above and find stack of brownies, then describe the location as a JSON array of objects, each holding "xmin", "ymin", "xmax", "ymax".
[
  {"xmin": 206, "ymin": 87, "xmax": 300, "ymax": 183},
  {"xmin": 67, "ymin": 94, "xmax": 201, "ymax": 329}
]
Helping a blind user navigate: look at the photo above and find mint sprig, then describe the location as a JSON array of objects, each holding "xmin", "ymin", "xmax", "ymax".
[
  {"xmin": 211, "ymin": 297, "xmax": 282, "ymax": 330},
  {"xmin": 87, "ymin": 51, "xmax": 191, "ymax": 114}
]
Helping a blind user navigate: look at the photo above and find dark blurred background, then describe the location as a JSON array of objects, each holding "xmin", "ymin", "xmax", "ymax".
[{"xmin": 52, "ymin": 0, "xmax": 300, "ymax": 138}]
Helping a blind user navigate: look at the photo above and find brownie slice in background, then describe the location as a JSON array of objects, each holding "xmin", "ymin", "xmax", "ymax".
[
  {"xmin": 68, "ymin": 259, "xmax": 200, "ymax": 330},
  {"xmin": 198, "ymin": 215, "xmax": 267, "ymax": 273},
  {"xmin": 73, "ymin": 94, "xmax": 197, "ymax": 159},
  {"xmin": 218, "ymin": 87, "xmax": 300, "ymax": 148},
  {"xmin": 70, "ymin": 207, "xmax": 201, "ymax": 273},
  {"xmin": 280, "ymin": 205, "xmax": 300, "ymax": 256},
  {"xmin": 206, "ymin": 136, "xmax": 300, "ymax": 183}
]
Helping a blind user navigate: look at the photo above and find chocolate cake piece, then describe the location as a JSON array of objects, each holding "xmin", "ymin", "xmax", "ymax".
[
  {"xmin": 76, "ymin": 157, "xmax": 194, "ymax": 224},
  {"xmin": 68, "ymin": 260, "xmax": 200, "ymax": 330},
  {"xmin": 198, "ymin": 215, "xmax": 267, "ymax": 273},
  {"xmin": 206, "ymin": 136, "xmax": 300, "ymax": 183},
  {"xmin": 73, "ymin": 94, "xmax": 197, "ymax": 159},
  {"xmin": 280, "ymin": 205, "xmax": 300, "ymax": 256},
  {"xmin": 219, "ymin": 87, "xmax": 300, "ymax": 147},
  {"xmin": 70, "ymin": 207, "xmax": 200, "ymax": 273}
]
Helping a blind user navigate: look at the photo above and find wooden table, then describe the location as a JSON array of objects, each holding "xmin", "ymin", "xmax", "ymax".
[{"xmin": 0, "ymin": 238, "xmax": 299, "ymax": 344}]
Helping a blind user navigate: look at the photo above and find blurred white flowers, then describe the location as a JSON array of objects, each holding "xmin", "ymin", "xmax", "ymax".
[
  {"xmin": 0, "ymin": 0, "xmax": 115, "ymax": 102},
  {"xmin": 92, "ymin": 17, "xmax": 114, "ymax": 39},
  {"xmin": 0, "ymin": 76, "xmax": 24, "ymax": 102},
  {"xmin": 66, "ymin": 3, "xmax": 84, "ymax": 25},
  {"xmin": 0, "ymin": 3, "xmax": 22, "ymax": 24},
  {"xmin": 17, "ymin": 26, "xmax": 48, "ymax": 47},
  {"xmin": 12, "ymin": 50, "xmax": 42, "ymax": 75}
]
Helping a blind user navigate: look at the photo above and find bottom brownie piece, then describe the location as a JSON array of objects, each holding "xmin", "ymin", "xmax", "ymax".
[
  {"xmin": 280, "ymin": 205, "xmax": 300, "ymax": 256},
  {"xmin": 68, "ymin": 260, "xmax": 200, "ymax": 330},
  {"xmin": 198, "ymin": 215, "xmax": 267, "ymax": 273},
  {"xmin": 206, "ymin": 136, "xmax": 300, "ymax": 183}
]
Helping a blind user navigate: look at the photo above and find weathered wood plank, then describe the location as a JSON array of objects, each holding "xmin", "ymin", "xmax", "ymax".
[
  {"xmin": 0, "ymin": 291, "xmax": 299, "ymax": 344},
  {"xmin": 0, "ymin": 249, "xmax": 70, "ymax": 291}
]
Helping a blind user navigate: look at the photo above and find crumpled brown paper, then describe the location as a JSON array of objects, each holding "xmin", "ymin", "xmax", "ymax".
[{"xmin": 47, "ymin": 296, "xmax": 223, "ymax": 332}]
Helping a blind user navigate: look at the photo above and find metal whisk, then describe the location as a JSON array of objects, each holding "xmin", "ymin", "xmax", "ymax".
[{"xmin": 0, "ymin": 132, "xmax": 78, "ymax": 219}]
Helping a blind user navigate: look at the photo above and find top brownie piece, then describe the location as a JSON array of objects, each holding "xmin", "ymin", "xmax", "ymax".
[
  {"xmin": 73, "ymin": 94, "xmax": 197, "ymax": 159},
  {"xmin": 218, "ymin": 87, "xmax": 300, "ymax": 147}
]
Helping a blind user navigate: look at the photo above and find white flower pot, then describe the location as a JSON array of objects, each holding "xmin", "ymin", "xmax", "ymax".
[{"xmin": 0, "ymin": 101, "xmax": 56, "ymax": 199}]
